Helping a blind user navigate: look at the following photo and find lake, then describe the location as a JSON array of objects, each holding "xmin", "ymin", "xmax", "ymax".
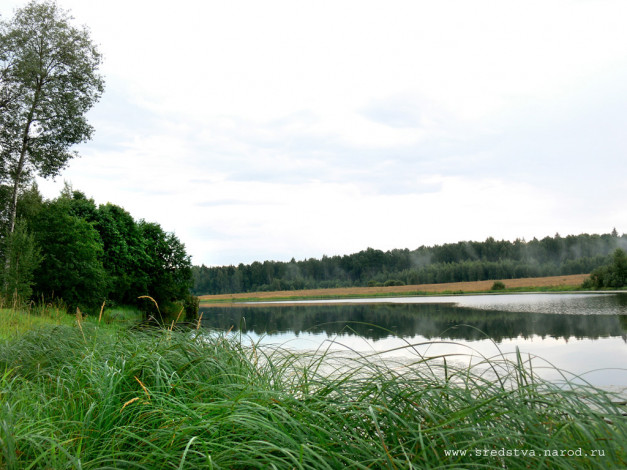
[{"xmin": 200, "ymin": 292, "xmax": 627, "ymax": 386}]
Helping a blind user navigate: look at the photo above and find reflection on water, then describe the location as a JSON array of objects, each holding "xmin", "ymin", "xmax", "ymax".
[
  {"xmin": 200, "ymin": 293, "xmax": 627, "ymax": 385},
  {"xmin": 201, "ymin": 295, "xmax": 627, "ymax": 343},
  {"xmin": 454, "ymin": 292, "xmax": 627, "ymax": 315}
]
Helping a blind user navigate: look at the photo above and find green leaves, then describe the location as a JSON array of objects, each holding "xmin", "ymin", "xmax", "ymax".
[
  {"xmin": 30, "ymin": 196, "xmax": 107, "ymax": 311},
  {"xmin": 586, "ymin": 248, "xmax": 627, "ymax": 288},
  {"xmin": 0, "ymin": 3, "xmax": 193, "ymax": 315},
  {"xmin": 0, "ymin": 0, "xmax": 104, "ymax": 232},
  {"xmin": 1, "ymin": 218, "xmax": 41, "ymax": 300},
  {"xmin": 96, "ymin": 203, "xmax": 148, "ymax": 305},
  {"xmin": 138, "ymin": 220, "xmax": 193, "ymax": 309},
  {"xmin": 20, "ymin": 187, "xmax": 194, "ymax": 315}
]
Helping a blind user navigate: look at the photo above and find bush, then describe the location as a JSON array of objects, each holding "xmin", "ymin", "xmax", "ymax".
[
  {"xmin": 491, "ymin": 281, "xmax": 506, "ymax": 291},
  {"xmin": 585, "ymin": 248, "xmax": 627, "ymax": 288},
  {"xmin": 383, "ymin": 279, "xmax": 405, "ymax": 287},
  {"xmin": 581, "ymin": 277, "xmax": 595, "ymax": 289},
  {"xmin": 183, "ymin": 293, "xmax": 200, "ymax": 320}
]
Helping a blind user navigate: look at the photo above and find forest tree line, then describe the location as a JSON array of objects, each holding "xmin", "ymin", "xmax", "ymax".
[{"xmin": 192, "ymin": 231, "xmax": 627, "ymax": 295}]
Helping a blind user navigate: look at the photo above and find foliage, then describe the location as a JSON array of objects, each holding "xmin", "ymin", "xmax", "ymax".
[
  {"xmin": 491, "ymin": 280, "xmax": 506, "ymax": 291},
  {"xmin": 0, "ymin": 0, "xmax": 104, "ymax": 233},
  {"xmin": 0, "ymin": 3, "xmax": 192, "ymax": 316},
  {"xmin": 29, "ymin": 196, "xmax": 107, "ymax": 312},
  {"xmin": 138, "ymin": 220, "xmax": 192, "ymax": 308},
  {"xmin": 383, "ymin": 279, "xmax": 404, "ymax": 287},
  {"xmin": 0, "ymin": 325, "xmax": 624, "ymax": 468},
  {"xmin": 0, "ymin": 218, "xmax": 41, "ymax": 301},
  {"xmin": 194, "ymin": 232, "xmax": 627, "ymax": 295},
  {"xmin": 2, "ymin": 185, "xmax": 195, "ymax": 316},
  {"xmin": 183, "ymin": 292, "xmax": 200, "ymax": 320},
  {"xmin": 94, "ymin": 202, "xmax": 148, "ymax": 304},
  {"xmin": 584, "ymin": 248, "xmax": 627, "ymax": 289}
]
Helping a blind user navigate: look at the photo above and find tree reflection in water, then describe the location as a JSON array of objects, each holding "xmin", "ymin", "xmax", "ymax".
[{"xmin": 201, "ymin": 297, "xmax": 627, "ymax": 343}]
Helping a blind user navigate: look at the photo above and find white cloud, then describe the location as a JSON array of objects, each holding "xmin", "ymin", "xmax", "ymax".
[
  {"xmin": 16, "ymin": 0, "xmax": 626, "ymax": 265},
  {"xmin": 159, "ymin": 176, "xmax": 564, "ymax": 265}
]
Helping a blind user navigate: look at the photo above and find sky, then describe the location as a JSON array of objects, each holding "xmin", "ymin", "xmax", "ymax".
[{"xmin": 2, "ymin": 0, "xmax": 627, "ymax": 266}]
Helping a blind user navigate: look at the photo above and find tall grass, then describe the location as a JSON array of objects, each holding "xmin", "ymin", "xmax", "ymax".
[
  {"xmin": 0, "ymin": 322, "xmax": 625, "ymax": 468},
  {"xmin": 0, "ymin": 305, "xmax": 70, "ymax": 340},
  {"xmin": 0, "ymin": 302, "xmax": 144, "ymax": 341},
  {"xmin": 98, "ymin": 305, "xmax": 144, "ymax": 325}
]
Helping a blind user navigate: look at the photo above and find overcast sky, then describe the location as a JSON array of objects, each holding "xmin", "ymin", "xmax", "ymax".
[{"xmin": 3, "ymin": 0, "xmax": 627, "ymax": 266}]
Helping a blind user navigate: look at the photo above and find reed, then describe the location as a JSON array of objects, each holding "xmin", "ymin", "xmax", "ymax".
[{"xmin": 0, "ymin": 320, "xmax": 624, "ymax": 469}]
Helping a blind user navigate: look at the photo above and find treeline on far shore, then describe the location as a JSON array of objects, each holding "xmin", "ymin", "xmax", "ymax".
[{"xmin": 193, "ymin": 231, "xmax": 627, "ymax": 295}]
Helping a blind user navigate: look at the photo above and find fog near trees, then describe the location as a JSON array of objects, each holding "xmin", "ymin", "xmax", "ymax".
[{"xmin": 193, "ymin": 231, "xmax": 627, "ymax": 295}]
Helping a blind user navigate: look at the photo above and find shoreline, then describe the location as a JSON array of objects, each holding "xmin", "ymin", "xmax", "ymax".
[{"xmin": 199, "ymin": 273, "xmax": 591, "ymax": 304}]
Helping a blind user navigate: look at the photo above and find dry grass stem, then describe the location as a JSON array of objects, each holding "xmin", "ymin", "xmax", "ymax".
[
  {"xmin": 135, "ymin": 376, "xmax": 151, "ymax": 400},
  {"xmin": 138, "ymin": 295, "xmax": 160, "ymax": 316},
  {"xmin": 98, "ymin": 300, "xmax": 106, "ymax": 323},
  {"xmin": 120, "ymin": 397, "xmax": 140, "ymax": 412},
  {"xmin": 75, "ymin": 307, "xmax": 86, "ymax": 342}
]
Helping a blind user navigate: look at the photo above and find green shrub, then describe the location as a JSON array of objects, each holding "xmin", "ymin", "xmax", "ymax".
[
  {"xmin": 491, "ymin": 281, "xmax": 506, "ymax": 290},
  {"xmin": 383, "ymin": 279, "xmax": 405, "ymax": 287},
  {"xmin": 585, "ymin": 248, "xmax": 627, "ymax": 288}
]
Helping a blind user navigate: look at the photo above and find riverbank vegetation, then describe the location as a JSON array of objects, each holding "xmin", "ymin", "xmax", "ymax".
[
  {"xmin": 193, "ymin": 230, "xmax": 627, "ymax": 295},
  {"xmin": 0, "ymin": 311, "xmax": 625, "ymax": 469},
  {"xmin": 0, "ymin": 184, "xmax": 196, "ymax": 319},
  {"xmin": 0, "ymin": 2, "xmax": 196, "ymax": 320},
  {"xmin": 584, "ymin": 248, "xmax": 627, "ymax": 289},
  {"xmin": 0, "ymin": 302, "xmax": 143, "ymax": 340}
]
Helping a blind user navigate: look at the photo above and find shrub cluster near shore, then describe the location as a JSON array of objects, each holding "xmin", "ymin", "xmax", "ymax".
[
  {"xmin": 0, "ymin": 311, "xmax": 625, "ymax": 469},
  {"xmin": 1, "ymin": 184, "xmax": 196, "ymax": 319}
]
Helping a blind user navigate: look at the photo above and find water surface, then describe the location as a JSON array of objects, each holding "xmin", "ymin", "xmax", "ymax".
[{"xmin": 200, "ymin": 293, "xmax": 627, "ymax": 385}]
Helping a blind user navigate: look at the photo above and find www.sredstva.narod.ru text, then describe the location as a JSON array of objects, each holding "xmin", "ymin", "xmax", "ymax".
[{"xmin": 444, "ymin": 448, "xmax": 606, "ymax": 458}]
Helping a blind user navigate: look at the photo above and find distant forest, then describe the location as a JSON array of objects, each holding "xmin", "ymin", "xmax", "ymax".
[{"xmin": 192, "ymin": 231, "xmax": 627, "ymax": 295}]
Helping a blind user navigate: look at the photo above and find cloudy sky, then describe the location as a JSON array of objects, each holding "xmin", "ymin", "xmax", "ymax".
[{"xmin": 3, "ymin": 0, "xmax": 627, "ymax": 266}]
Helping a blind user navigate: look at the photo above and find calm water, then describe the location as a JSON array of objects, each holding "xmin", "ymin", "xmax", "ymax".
[{"xmin": 200, "ymin": 293, "xmax": 627, "ymax": 385}]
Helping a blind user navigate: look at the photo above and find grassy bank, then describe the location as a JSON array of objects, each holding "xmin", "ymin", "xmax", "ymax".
[
  {"xmin": 0, "ymin": 306, "xmax": 71, "ymax": 340},
  {"xmin": 0, "ymin": 304, "xmax": 143, "ymax": 340},
  {"xmin": 0, "ymin": 316, "xmax": 625, "ymax": 468}
]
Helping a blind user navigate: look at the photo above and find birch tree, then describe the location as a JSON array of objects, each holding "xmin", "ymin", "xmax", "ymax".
[{"xmin": 0, "ymin": 0, "xmax": 104, "ymax": 234}]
